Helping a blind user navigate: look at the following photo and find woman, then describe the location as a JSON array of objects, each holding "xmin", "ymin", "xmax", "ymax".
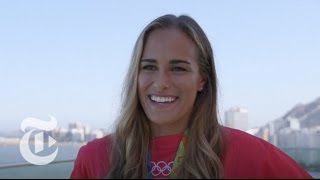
[{"xmin": 70, "ymin": 14, "xmax": 312, "ymax": 179}]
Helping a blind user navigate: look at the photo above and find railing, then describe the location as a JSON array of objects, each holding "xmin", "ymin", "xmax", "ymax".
[
  {"xmin": 0, "ymin": 159, "xmax": 319, "ymax": 178},
  {"xmin": 0, "ymin": 159, "xmax": 74, "ymax": 179}
]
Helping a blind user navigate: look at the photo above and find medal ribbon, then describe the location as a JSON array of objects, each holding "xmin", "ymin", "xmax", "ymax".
[{"xmin": 147, "ymin": 130, "xmax": 189, "ymax": 179}]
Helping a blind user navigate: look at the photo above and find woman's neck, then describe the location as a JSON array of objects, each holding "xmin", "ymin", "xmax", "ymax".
[{"xmin": 151, "ymin": 122, "xmax": 188, "ymax": 137}]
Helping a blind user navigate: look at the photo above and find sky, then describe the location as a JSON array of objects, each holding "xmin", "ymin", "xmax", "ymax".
[{"xmin": 0, "ymin": 0, "xmax": 319, "ymax": 132}]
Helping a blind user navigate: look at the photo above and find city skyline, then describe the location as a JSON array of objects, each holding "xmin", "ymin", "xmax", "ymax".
[
  {"xmin": 1, "ymin": 96, "xmax": 319, "ymax": 134},
  {"xmin": 1, "ymin": 0, "xmax": 319, "ymax": 132},
  {"xmin": 0, "ymin": 120, "xmax": 106, "ymax": 141}
]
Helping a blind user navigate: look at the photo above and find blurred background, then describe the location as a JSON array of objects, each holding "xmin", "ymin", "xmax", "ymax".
[{"xmin": 0, "ymin": 0, "xmax": 319, "ymax": 178}]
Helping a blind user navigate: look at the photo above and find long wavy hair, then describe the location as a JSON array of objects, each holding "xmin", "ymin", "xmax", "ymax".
[{"xmin": 107, "ymin": 14, "xmax": 224, "ymax": 179}]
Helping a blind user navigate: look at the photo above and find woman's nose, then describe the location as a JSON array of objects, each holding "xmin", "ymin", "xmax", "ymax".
[{"xmin": 153, "ymin": 71, "xmax": 171, "ymax": 91}]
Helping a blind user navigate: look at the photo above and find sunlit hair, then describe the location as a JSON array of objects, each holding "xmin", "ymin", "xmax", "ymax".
[{"xmin": 107, "ymin": 14, "xmax": 224, "ymax": 178}]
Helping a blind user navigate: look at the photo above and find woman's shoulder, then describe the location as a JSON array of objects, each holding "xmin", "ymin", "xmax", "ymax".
[
  {"xmin": 222, "ymin": 126, "xmax": 290, "ymax": 162},
  {"xmin": 76, "ymin": 135, "xmax": 112, "ymax": 161},
  {"xmin": 70, "ymin": 135, "xmax": 112, "ymax": 179},
  {"xmin": 221, "ymin": 126, "xmax": 272, "ymax": 161},
  {"xmin": 81, "ymin": 135, "xmax": 112, "ymax": 153},
  {"xmin": 221, "ymin": 126, "xmax": 312, "ymax": 178},
  {"xmin": 222, "ymin": 126, "xmax": 269, "ymax": 149}
]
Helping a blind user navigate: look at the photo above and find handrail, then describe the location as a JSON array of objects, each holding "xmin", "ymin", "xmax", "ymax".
[{"xmin": 0, "ymin": 159, "xmax": 74, "ymax": 169}]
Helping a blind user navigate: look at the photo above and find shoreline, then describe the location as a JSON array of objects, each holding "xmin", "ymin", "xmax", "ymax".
[{"xmin": 0, "ymin": 141, "xmax": 86, "ymax": 146}]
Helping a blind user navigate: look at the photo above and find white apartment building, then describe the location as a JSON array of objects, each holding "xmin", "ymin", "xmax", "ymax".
[{"xmin": 225, "ymin": 107, "xmax": 249, "ymax": 132}]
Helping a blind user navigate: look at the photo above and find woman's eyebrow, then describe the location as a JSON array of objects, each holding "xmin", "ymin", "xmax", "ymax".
[
  {"xmin": 140, "ymin": 59, "xmax": 157, "ymax": 63},
  {"xmin": 170, "ymin": 59, "xmax": 191, "ymax": 65},
  {"xmin": 140, "ymin": 59, "xmax": 191, "ymax": 65}
]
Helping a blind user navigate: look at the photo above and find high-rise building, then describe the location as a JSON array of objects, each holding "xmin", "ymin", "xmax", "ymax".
[
  {"xmin": 68, "ymin": 121, "xmax": 83, "ymax": 129},
  {"xmin": 225, "ymin": 107, "xmax": 249, "ymax": 131}
]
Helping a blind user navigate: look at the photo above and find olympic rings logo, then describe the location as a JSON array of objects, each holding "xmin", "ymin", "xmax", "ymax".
[{"xmin": 150, "ymin": 161, "xmax": 174, "ymax": 177}]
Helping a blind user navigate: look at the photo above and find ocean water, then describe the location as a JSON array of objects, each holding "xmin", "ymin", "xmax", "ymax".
[
  {"xmin": 0, "ymin": 161, "xmax": 75, "ymax": 179},
  {"xmin": 0, "ymin": 143, "xmax": 83, "ymax": 178},
  {"xmin": 281, "ymin": 148, "xmax": 320, "ymax": 173},
  {"xmin": 0, "ymin": 144, "xmax": 319, "ymax": 178},
  {"xmin": 0, "ymin": 143, "xmax": 83, "ymax": 165},
  {"xmin": 310, "ymin": 172, "xmax": 320, "ymax": 179}
]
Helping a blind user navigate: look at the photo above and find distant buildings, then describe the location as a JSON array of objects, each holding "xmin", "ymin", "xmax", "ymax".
[
  {"xmin": 225, "ymin": 107, "xmax": 249, "ymax": 131},
  {"xmin": 51, "ymin": 121, "xmax": 105, "ymax": 142},
  {"xmin": 0, "ymin": 121, "xmax": 107, "ymax": 144},
  {"xmin": 253, "ymin": 117, "xmax": 320, "ymax": 168},
  {"xmin": 0, "ymin": 137, "xmax": 20, "ymax": 144},
  {"xmin": 255, "ymin": 117, "xmax": 320, "ymax": 149}
]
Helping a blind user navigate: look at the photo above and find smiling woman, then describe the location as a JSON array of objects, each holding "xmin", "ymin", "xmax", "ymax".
[
  {"xmin": 70, "ymin": 14, "xmax": 313, "ymax": 179},
  {"xmin": 138, "ymin": 28, "xmax": 205, "ymax": 137}
]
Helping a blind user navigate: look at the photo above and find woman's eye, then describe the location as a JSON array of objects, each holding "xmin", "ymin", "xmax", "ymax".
[
  {"xmin": 143, "ymin": 65, "xmax": 157, "ymax": 70},
  {"xmin": 172, "ymin": 67, "xmax": 186, "ymax": 71}
]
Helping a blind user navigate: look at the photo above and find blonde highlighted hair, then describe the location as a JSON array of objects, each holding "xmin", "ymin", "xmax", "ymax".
[{"xmin": 107, "ymin": 14, "xmax": 224, "ymax": 178}]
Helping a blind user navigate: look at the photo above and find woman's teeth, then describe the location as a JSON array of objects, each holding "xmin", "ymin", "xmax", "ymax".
[{"xmin": 150, "ymin": 95, "xmax": 177, "ymax": 103}]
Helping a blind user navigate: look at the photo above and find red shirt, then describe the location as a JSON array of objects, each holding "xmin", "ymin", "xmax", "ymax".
[{"xmin": 70, "ymin": 127, "xmax": 313, "ymax": 179}]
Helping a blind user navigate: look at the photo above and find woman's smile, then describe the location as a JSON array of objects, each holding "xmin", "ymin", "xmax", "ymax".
[
  {"xmin": 149, "ymin": 95, "xmax": 178, "ymax": 103},
  {"xmin": 138, "ymin": 28, "xmax": 205, "ymax": 136}
]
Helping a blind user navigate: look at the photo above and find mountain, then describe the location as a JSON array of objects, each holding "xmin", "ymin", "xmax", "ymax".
[
  {"xmin": 282, "ymin": 97, "xmax": 320, "ymax": 128},
  {"xmin": 255, "ymin": 97, "xmax": 320, "ymax": 138}
]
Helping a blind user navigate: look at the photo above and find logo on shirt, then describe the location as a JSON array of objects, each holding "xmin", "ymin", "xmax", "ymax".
[
  {"xmin": 19, "ymin": 116, "xmax": 58, "ymax": 165},
  {"xmin": 151, "ymin": 161, "xmax": 174, "ymax": 177}
]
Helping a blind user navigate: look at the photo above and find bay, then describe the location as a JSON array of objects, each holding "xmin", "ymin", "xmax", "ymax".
[{"xmin": 0, "ymin": 143, "xmax": 83, "ymax": 165}]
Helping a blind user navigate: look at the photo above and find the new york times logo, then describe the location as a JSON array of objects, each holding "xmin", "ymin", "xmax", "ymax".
[{"xmin": 19, "ymin": 116, "xmax": 58, "ymax": 165}]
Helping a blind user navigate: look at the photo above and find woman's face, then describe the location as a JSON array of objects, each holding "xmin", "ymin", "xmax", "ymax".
[{"xmin": 138, "ymin": 28, "xmax": 205, "ymax": 136}]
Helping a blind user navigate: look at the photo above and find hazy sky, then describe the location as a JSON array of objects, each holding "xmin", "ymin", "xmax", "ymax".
[{"xmin": 0, "ymin": 0, "xmax": 319, "ymax": 132}]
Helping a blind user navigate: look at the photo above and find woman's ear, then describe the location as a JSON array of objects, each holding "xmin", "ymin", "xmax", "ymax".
[{"xmin": 198, "ymin": 75, "xmax": 207, "ymax": 92}]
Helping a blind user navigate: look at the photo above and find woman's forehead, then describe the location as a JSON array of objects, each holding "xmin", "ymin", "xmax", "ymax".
[{"xmin": 142, "ymin": 28, "xmax": 197, "ymax": 61}]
